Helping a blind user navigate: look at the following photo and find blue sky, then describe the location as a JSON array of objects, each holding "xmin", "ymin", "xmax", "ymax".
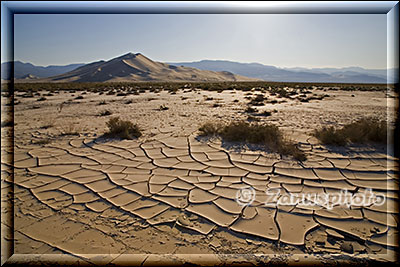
[{"xmin": 13, "ymin": 13, "xmax": 387, "ymax": 69}]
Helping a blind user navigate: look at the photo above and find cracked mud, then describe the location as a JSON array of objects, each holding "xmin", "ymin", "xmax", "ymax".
[{"xmin": 1, "ymin": 88, "xmax": 398, "ymax": 265}]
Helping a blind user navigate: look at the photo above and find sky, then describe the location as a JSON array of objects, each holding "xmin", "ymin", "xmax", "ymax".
[{"xmin": 13, "ymin": 13, "xmax": 388, "ymax": 69}]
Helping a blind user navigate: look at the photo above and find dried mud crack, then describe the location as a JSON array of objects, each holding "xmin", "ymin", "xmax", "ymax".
[{"xmin": 2, "ymin": 87, "xmax": 398, "ymax": 265}]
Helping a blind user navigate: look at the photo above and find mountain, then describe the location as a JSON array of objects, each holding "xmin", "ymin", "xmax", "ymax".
[
  {"xmin": 169, "ymin": 60, "xmax": 391, "ymax": 84},
  {"xmin": 1, "ymin": 61, "xmax": 85, "ymax": 80},
  {"xmin": 284, "ymin": 66, "xmax": 397, "ymax": 83},
  {"xmin": 34, "ymin": 53, "xmax": 255, "ymax": 83}
]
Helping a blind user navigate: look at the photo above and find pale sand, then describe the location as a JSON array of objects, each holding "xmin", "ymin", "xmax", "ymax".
[{"xmin": 1, "ymin": 86, "xmax": 399, "ymax": 265}]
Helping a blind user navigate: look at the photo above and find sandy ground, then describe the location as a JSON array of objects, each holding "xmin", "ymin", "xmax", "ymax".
[{"xmin": 1, "ymin": 86, "xmax": 399, "ymax": 265}]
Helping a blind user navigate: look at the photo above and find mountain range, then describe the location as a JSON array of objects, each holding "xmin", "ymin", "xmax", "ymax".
[
  {"xmin": 169, "ymin": 60, "xmax": 395, "ymax": 84},
  {"xmin": 1, "ymin": 61, "xmax": 85, "ymax": 80},
  {"xmin": 2, "ymin": 53, "xmax": 396, "ymax": 83}
]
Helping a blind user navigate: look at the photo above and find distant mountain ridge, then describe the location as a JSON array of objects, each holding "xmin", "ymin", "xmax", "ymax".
[
  {"xmin": 1, "ymin": 61, "xmax": 85, "ymax": 80},
  {"xmin": 17, "ymin": 53, "xmax": 255, "ymax": 83},
  {"xmin": 3, "ymin": 56, "xmax": 396, "ymax": 83},
  {"xmin": 169, "ymin": 60, "xmax": 396, "ymax": 84}
]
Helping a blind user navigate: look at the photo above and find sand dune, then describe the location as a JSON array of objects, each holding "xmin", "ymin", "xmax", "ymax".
[{"xmin": 28, "ymin": 53, "xmax": 257, "ymax": 83}]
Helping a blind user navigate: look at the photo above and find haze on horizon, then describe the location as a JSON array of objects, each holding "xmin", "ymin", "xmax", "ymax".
[{"xmin": 13, "ymin": 14, "xmax": 387, "ymax": 69}]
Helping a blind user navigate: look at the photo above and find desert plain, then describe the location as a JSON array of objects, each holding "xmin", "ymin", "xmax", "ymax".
[{"xmin": 1, "ymin": 81, "xmax": 399, "ymax": 265}]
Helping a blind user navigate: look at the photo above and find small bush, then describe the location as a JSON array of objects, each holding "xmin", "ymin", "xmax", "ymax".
[
  {"xmin": 313, "ymin": 118, "xmax": 387, "ymax": 145},
  {"xmin": 245, "ymin": 106, "xmax": 257, "ymax": 113},
  {"xmin": 104, "ymin": 117, "xmax": 141, "ymax": 140},
  {"xmin": 75, "ymin": 95, "xmax": 84, "ymax": 100},
  {"xmin": 99, "ymin": 110, "xmax": 112, "ymax": 116},
  {"xmin": 199, "ymin": 121, "xmax": 306, "ymax": 161},
  {"xmin": 159, "ymin": 105, "xmax": 169, "ymax": 111},
  {"xmin": 60, "ymin": 123, "xmax": 80, "ymax": 136},
  {"xmin": 261, "ymin": 111, "xmax": 272, "ymax": 117},
  {"xmin": 98, "ymin": 100, "xmax": 107, "ymax": 105},
  {"xmin": 198, "ymin": 122, "xmax": 222, "ymax": 136},
  {"xmin": 313, "ymin": 126, "xmax": 347, "ymax": 146},
  {"xmin": 37, "ymin": 97, "xmax": 47, "ymax": 101}
]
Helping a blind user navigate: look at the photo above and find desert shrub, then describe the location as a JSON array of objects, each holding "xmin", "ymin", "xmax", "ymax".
[
  {"xmin": 245, "ymin": 106, "xmax": 257, "ymax": 113},
  {"xmin": 248, "ymin": 94, "xmax": 266, "ymax": 106},
  {"xmin": 212, "ymin": 103, "xmax": 221, "ymax": 108},
  {"xmin": 75, "ymin": 95, "xmax": 84, "ymax": 100},
  {"xmin": 233, "ymin": 99, "xmax": 239, "ymax": 103},
  {"xmin": 125, "ymin": 99, "xmax": 133, "ymax": 104},
  {"xmin": 313, "ymin": 126, "xmax": 347, "ymax": 146},
  {"xmin": 254, "ymin": 94, "xmax": 265, "ymax": 102},
  {"xmin": 198, "ymin": 122, "xmax": 222, "ymax": 136},
  {"xmin": 59, "ymin": 122, "xmax": 80, "ymax": 136},
  {"xmin": 98, "ymin": 100, "xmax": 107, "ymax": 105},
  {"xmin": 313, "ymin": 118, "xmax": 387, "ymax": 145},
  {"xmin": 261, "ymin": 111, "xmax": 272, "ymax": 117},
  {"xmin": 22, "ymin": 93, "xmax": 34, "ymax": 98},
  {"xmin": 37, "ymin": 97, "xmax": 47, "ymax": 101},
  {"xmin": 159, "ymin": 105, "xmax": 169, "ymax": 111},
  {"xmin": 342, "ymin": 118, "xmax": 387, "ymax": 144},
  {"xmin": 104, "ymin": 117, "xmax": 141, "ymax": 140},
  {"xmin": 199, "ymin": 121, "xmax": 306, "ymax": 161},
  {"xmin": 99, "ymin": 110, "xmax": 112, "ymax": 116}
]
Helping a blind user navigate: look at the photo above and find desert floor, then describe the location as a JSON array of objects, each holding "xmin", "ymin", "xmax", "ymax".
[{"xmin": 1, "ymin": 86, "xmax": 399, "ymax": 265}]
